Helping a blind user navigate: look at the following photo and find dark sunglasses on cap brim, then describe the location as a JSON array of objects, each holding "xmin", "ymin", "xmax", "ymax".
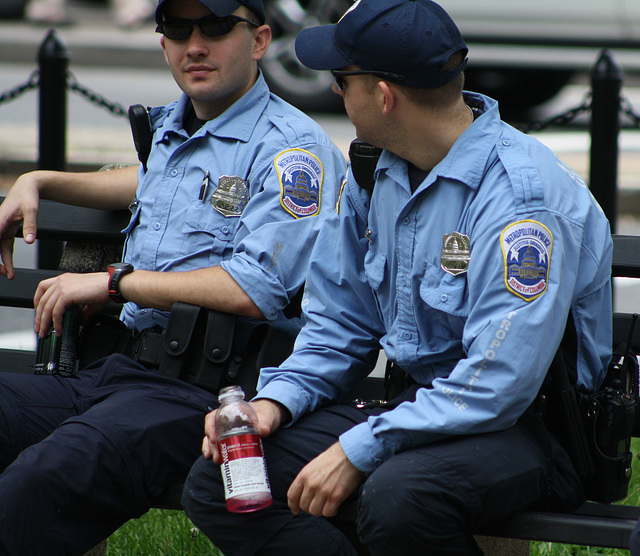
[{"xmin": 156, "ymin": 14, "xmax": 258, "ymax": 41}]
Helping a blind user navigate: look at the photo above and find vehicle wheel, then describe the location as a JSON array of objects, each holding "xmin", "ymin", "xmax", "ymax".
[
  {"xmin": 261, "ymin": 0, "xmax": 351, "ymax": 113},
  {"xmin": 0, "ymin": 0, "xmax": 27, "ymax": 18},
  {"xmin": 465, "ymin": 67, "xmax": 574, "ymax": 119}
]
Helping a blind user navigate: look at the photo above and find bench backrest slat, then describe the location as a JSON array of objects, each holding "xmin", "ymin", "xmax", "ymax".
[
  {"xmin": 612, "ymin": 235, "xmax": 640, "ymax": 278},
  {"xmin": 0, "ymin": 197, "xmax": 129, "ymax": 245}
]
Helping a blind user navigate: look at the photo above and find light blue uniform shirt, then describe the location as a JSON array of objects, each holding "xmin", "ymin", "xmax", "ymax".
[
  {"xmin": 119, "ymin": 73, "xmax": 345, "ymax": 332},
  {"xmin": 258, "ymin": 93, "xmax": 613, "ymax": 473}
]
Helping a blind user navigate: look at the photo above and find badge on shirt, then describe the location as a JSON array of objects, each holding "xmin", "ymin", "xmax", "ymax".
[
  {"xmin": 210, "ymin": 175, "xmax": 249, "ymax": 217},
  {"xmin": 501, "ymin": 220, "xmax": 553, "ymax": 301},
  {"xmin": 275, "ymin": 149, "xmax": 323, "ymax": 218},
  {"xmin": 441, "ymin": 232, "xmax": 471, "ymax": 275}
]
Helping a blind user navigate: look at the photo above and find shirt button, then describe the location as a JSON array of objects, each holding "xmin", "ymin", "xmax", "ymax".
[
  {"xmin": 440, "ymin": 294, "xmax": 448, "ymax": 302},
  {"xmin": 170, "ymin": 169, "xmax": 178, "ymax": 177},
  {"xmin": 402, "ymin": 217, "xmax": 410, "ymax": 226},
  {"xmin": 222, "ymin": 226, "xmax": 229, "ymax": 234},
  {"xmin": 502, "ymin": 139, "xmax": 511, "ymax": 147},
  {"xmin": 154, "ymin": 222, "xmax": 161, "ymax": 230},
  {"xmin": 403, "ymin": 332, "xmax": 412, "ymax": 340}
]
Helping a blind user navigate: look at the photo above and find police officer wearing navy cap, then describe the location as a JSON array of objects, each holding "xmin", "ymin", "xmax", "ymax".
[
  {"xmin": 0, "ymin": 0, "xmax": 345, "ymax": 553},
  {"xmin": 182, "ymin": 0, "xmax": 613, "ymax": 554}
]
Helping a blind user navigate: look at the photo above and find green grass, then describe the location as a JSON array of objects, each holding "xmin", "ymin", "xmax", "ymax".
[
  {"xmin": 105, "ymin": 509, "xmax": 221, "ymax": 556},
  {"xmin": 106, "ymin": 440, "xmax": 640, "ymax": 555}
]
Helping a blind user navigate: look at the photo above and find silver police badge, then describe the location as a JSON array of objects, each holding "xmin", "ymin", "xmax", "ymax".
[
  {"xmin": 210, "ymin": 175, "xmax": 249, "ymax": 217},
  {"xmin": 441, "ymin": 232, "xmax": 471, "ymax": 275}
]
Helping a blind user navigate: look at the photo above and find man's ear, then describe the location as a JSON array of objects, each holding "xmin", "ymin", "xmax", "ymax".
[
  {"xmin": 378, "ymin": 81, "xmax": 396, "ymax": 116},
  {"xmin": 252, "ymin": 25, "xmax": 272, "ymax": 61},
  {"xmin": 160, "ymin": 35, "xmax": 170, "ymax": 66}
]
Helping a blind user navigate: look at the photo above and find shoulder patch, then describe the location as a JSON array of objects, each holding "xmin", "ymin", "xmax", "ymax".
[
  {"xmin": 500, "ymin": 220, "xmax": 552, "ymax": 301},
  {"xmin": 275, "ymin": 149, "xmax": 323, "ymax": 218}
]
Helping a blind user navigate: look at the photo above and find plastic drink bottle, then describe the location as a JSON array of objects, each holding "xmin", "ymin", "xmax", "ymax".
[{"xmin": 215, "ymin": 385, "xmax": 273, "ymax": 513}]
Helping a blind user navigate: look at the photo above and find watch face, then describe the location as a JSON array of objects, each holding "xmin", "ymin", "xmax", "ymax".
[{"xmin": 110, "ymin": 263, "xmax": 132, "ymax": 271}]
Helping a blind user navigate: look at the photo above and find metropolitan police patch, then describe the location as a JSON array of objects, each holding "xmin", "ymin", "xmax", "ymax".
[
  {"xmin": 500, "ymin": 220, "xmax": 553, "ymax": 301},
  {"xmin": 275, "ymin": 149, "xmax": 323, "ymax": 218}
]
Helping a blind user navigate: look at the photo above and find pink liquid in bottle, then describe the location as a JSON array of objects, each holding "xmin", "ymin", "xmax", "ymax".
[{"xmin": 216, "ymin": 386, "xmax": 273, "ymax": 513}]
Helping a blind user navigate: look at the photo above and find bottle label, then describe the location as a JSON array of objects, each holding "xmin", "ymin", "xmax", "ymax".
[{"xmin": 218, "ymin": 433, "xmax": 271, "ymax": 500}]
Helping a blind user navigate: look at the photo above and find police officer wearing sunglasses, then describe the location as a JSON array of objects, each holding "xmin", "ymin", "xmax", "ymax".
[
  {"xmin": 0, "ymin": 0, "xmax": 345, "ymax": 553},
  {"xmin": 182, "ymin": 1, "xmax": 613, "ymax": 555}
]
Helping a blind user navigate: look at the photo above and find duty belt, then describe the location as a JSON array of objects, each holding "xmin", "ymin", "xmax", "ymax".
[{"xmin": 125, "ymin": 327, "xmax": 165, "ymax": 368}]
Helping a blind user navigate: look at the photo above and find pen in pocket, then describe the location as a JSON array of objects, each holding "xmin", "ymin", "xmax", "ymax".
[{"xmin": 199, "ymin": 171, "xmax": 211, "ymax": 202}]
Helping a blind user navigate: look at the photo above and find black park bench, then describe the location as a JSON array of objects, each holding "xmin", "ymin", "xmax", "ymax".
[{"xmin": 0, "ymin": 194, "xmax": 639, "ymax": 555}]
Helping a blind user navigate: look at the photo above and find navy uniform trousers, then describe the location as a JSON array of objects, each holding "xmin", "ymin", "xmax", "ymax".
[
  {"xmin": 0, "ymin": 353, "xmax": 217, "ymax": 556},
  {"xmin": 182, "ymin": 389, "xmax": 584, "ymax": 556}
]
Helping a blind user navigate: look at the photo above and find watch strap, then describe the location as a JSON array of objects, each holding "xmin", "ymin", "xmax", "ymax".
[{"xmin": 107, "ymin": 263, "xmax": 134, "ymax": 303}]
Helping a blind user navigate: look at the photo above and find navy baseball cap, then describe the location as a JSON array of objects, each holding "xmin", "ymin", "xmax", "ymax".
[
  {"xmin": 156, "ymin": 0, "xmax": 265, "ymax": 25},
  {"xmin": 295, "ymin": 0, "xmax": 468, "ymax": 88}
]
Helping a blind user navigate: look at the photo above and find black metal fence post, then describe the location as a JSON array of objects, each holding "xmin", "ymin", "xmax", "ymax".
[
  {"xmin": 589, "ymin": 49, "xmax": 623, "ymax": 234},
  {"xmin": 37, "ymin": 29, "xmax": 69, "ymax": 269}
]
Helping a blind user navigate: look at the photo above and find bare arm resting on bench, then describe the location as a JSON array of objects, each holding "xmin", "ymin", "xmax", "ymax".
[
  {"xmin": 0, "ymin": 166, "xmax": 260, "ymax": 337},
  {"xmin": 0, "ymin": 166, "xmax": 139, "ymax": 278}
]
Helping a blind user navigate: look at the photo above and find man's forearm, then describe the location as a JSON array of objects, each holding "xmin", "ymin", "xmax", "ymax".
[{"xmin": 117, "ymin": 266, "xmax": 264, "ymax": 318}]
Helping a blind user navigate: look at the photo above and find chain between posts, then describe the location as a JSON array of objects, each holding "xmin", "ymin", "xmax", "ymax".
[
  {"xmin": 621, "ymin": 95, "xmax": 640, "ymax": 128},
  {"xmin": 0, "ymin": 69, "xmax": 127, "ymax": 118},
  {"xmin": 517, "ymin": 92, "xmax": 594, "ymax": 133},
  {"xmin": 0, "ymin": 68, "xmax": 638, "ymax": 129},
  {"xmin": 0, "ymin": 70, "xmax": 40, "ymax": 106},
  {"xmin": 66, "ymin": 71, "xmax": 127, "ymax": 118}
]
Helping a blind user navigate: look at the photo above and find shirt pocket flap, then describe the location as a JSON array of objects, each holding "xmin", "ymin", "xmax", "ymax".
[
  {"xmin": 181, "ymin": 203, "xmax": 238, "ymax": 240},
  {"xmin": 419, "ymin": 265, "xmax": 468, "ymax": 317}
]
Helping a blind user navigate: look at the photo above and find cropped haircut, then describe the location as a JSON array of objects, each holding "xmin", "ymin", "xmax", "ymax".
[{"xmin": 376, "ymin": 50, "xmax": 467, "ymax": 109}]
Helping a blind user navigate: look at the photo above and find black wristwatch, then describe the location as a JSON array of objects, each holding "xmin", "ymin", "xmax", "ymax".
[{"xmin": 107, "ymin": 262, "xmax": 134, "ymax": 303}]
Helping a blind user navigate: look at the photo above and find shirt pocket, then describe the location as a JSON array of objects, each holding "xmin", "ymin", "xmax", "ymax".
[
  {"xmin": 181, "ymin": 202, "xmax": 239, "ymax": 257},
  {"xmin": 419, "ymin": 264, "xmax": 469, "ymax": 338}
]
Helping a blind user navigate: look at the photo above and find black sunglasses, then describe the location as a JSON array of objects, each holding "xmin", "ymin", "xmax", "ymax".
[
  {"xmin": 331, "ymin": 69, "xmax": 405, "ymax": 91},
  {"xmin": 156, "ymin": 14, "xmax": 259, "ymax": 41}
]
